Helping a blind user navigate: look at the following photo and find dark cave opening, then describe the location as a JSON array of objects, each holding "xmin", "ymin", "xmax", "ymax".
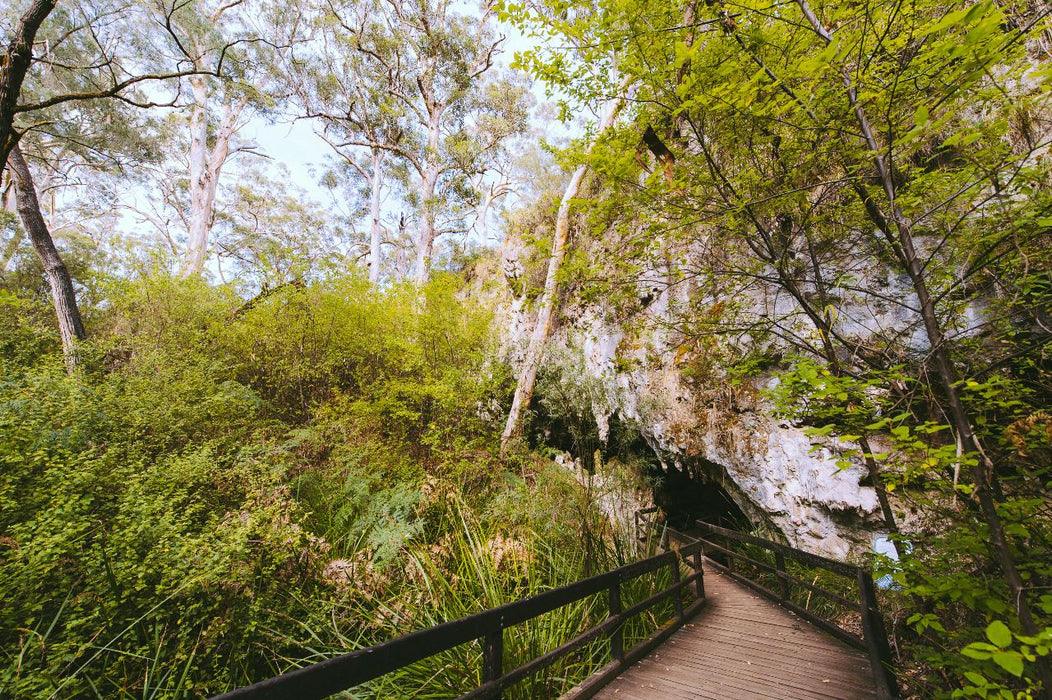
[
  {"xmin": 643, "ymin": 459, "xmax": 751, "ymax": 533},
  {"xmin": 530, "ymin": 406, "xmax": 751, "ymax": 535}
]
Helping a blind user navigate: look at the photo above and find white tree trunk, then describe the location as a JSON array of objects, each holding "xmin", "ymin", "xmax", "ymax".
[
  {"xmin": 413, "ymin": 166, "xmax": 439, "ymax": 282},
  {"xmin": 0, "ymin": 170, "xmax": 18, "ymax": 272},
  {"xmin": 477, "ymin": 189, "xmax": 494, "ymax": 247},
  {"xmin": 499, "ymin": 88, "xmax": 628, "ymax": 456},
  {"xmin": 181, "ymin": 77, "xmax": 246, "ymax": 277},
  {"xmin": 413, "ymin": 109, "xmax": 443, "ymax": 283},
  {"xmin": 1, "ymin": 171, "xmax": 14, "ymax": 212},
  {"xmin": 368, "ymin": 149, "xmax": 385, "ymax": 283}
]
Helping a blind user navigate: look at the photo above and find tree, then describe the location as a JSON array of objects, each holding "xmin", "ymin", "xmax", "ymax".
[
  {"xmin": 212, "ymin": 163, "xmax": 338, "ymax": 286},
  {"xmin": 283, "ymin": 0, "xmax": 410, "ymax": 283},
  {"xmin": 6, "ymin": 144, "xmax": 84, "ymax": 369},
  {"xmin": 497, "ymin": 0, "xmax": 642, "ymax": 453},
  {"xmin": 499, "ymin": 83, "xmax": 628, "ymax": 456},
  {"xmin": 0, "ymin": 0, "xmax": 55, "ymax": 168},
  {"xmin": 168, "ymin": 0, "xmax": 278, "ymax": 277},
  {"xmin": 507, "ymin": 0, "xmax": 1052, "ymax": 692},
  {"xmin": 1, "ymin": 0, "xmax": 251, "ymax": 361},
  {"xmin": 315, "ymin": 0, "xmax": 526, "ymax": 283},
  {"xmin": 1, "ymin": 0, "xmax": 238, "ymax": 166},
  {"xmin": 466, "ymin": 70, "xmax": 534, "ymax": 247}
]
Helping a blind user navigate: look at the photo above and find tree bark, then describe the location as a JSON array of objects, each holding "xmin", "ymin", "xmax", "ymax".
[
  {"xmin": 368, "ymin": 149, "xmax": 385, "ymax": 283},
  {"xmin": 475, "ymin": 178, "xmax": 510, "ymax": 248},
  {"xmin": 500, "ymin": 85, "xmax": 628, "ymax": 457},
  {"xmin": 0, "ymin": 0, "xmax": 56, "ymax": 168},
  {"xmin": 7, "ymin": 144, "xmax": 86, "ymax": 370},
  {"xmin": 413, "ymin": 108, "xmax": 444, "ymax": 283},
  {"xmin": 477, "ymin": 188, "xmax": 494, "ymax": 247},
  {"xmin": 181, "ymin": 77, "xmax": 246, "ymax": 277},
  {"xmin": 1, "ymin": 171, "xmax": 21, "ymax": 273}
]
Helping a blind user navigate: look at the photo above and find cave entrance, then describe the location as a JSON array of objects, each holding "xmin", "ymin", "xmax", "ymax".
[
  {"xmin": 531, "ymin": 410, "xmax": 752, "ymax": 535},
  {"xmin": 592, "ymin": 416, "xmax": 752, "ymax": 533},
  {"xmin": 644, "ymin": 458, "xmax": 750, "ymax": 533}
]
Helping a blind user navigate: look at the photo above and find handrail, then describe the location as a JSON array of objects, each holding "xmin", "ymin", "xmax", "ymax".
[
  {"xmin": 690, "ymin": 520, "xmax": 899, "ymax": 700},
  {"xmin": 633, "ymin": 506, "xmax": 659, "ymax": 545},
  {"xmin": 212, "ymin": 538, "xmax": 706, "ymax": 700}
]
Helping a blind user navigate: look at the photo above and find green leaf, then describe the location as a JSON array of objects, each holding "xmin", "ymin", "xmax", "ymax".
[
  {"xmin": 986, "ymin": 620, "xmax": 1012, "ymax": 648},
  {"xmin": 991, "ymin": 651, "xmax": 1023, "ymax": 677},
  {"xmin": 962, "ymin": 645, "xmax": 992, "ymax": 660}
]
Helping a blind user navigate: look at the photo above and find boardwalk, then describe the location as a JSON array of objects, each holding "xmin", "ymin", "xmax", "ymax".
[
  {"xmin": 586, "ymin": 565, "xmax": 878, "ymax": 699},
  {"xmin": 216, "ymin": 526, "xmax": 892, "ymax": 700}
]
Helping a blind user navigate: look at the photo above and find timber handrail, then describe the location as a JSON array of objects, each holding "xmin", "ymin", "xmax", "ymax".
[
  {"xmin": 633, "ymin": 506, "xmax": 659, "ymax": 545},
  {"xmin": 212, "ymin": 538, "xmax": 705, "ymax": 700},
  {"xmin": 689, "ymin": 520, "xmax": 899, "ymax": 700}
]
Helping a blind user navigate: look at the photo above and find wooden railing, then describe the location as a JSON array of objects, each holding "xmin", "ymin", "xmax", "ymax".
[
  {"xmin": 212, "ymin": 538, "xmax": 706, "ymax": 700},
  {"xmin": 633, "ymin": 505, "xmax": 660, "ymax": 546},
  {"xmin": 689, "ymin": 520, "xmax": 899, "ymax": 700}
]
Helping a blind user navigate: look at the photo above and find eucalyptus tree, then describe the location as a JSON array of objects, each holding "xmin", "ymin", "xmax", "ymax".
[
  {"xmin": 0, "ymin": 0, "xmax": 240, "ymax": 169},
  {"xmin": 498, "ymin": 87, "xmax": 627, "ymax": 456},
  {"xmin": 5, "ymin": 143, "xmax": 84, "ymax": 369},
  {"xmin": 1, "ymin": 0, "xmax": 245, "ymax": 363},
  {"xmin": 283, "ymin": 1, "xmax": 411, "ymax": 283},
  {"xmin": 212, "ymin": 164, "xmax": 336, "ymax": 286},
  {"xmin": 465, "ymin": 70, "xmax": 533, "ymax": 247},
  {"xmin": 497, "ymin": 0, "xmax": 638, "ymax": 455},
  {"xmin": 317, "ymin": 0, "xmax": 527, "ymax": 283},
  {"xmin": 152, "ymin": 0, "xmax": 289, "ymax": 277},
  {"xmin": 507, "ymin": 0, "xmax": 1052, "ymax": 692},
  {"xmin": 2, "ymin": 103, "xmax": 155, "ymax": 368}
]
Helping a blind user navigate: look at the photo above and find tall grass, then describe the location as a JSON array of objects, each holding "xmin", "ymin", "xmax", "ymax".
[{"xmin": 263, "ymin": 500, "xmax": 682, "ymax": 699}]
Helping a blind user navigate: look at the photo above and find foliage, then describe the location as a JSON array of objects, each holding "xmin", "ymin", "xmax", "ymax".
[
  {"xmin": 505, "ymin": 0, "xmax": 1052, "ymax": 694},
  {"xmin": 0, "ymin": 270, "xmax": 626, "ymax": 696}
]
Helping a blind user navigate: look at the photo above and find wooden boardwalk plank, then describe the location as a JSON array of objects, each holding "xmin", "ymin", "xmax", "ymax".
[{"xmin": 577, "ymin": 565, "xmax": 878, "ymax": 700}]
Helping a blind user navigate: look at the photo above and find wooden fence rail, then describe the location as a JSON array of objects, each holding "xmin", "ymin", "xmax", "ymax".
[
  {"xmin": 689, "ymin": 520, "xmax": 899, "ymax": 700},
  {"xmin": 212, "ymin": 538, "xmax": 706, "ymax": 700}
]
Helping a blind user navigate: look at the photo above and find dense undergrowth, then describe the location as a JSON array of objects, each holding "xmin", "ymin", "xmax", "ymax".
[{"xmin": 0, "ymin": 270, "xmax": 648, "ymax": 698}]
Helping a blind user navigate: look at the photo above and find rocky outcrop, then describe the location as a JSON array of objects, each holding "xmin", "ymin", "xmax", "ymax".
[
  {"xmin": 499, "ymin": 243, "xmax": 892, "ymax": 560},
  {"xmin": 575, "ymin": 316, "xmax": 885, "ymax": 559}
]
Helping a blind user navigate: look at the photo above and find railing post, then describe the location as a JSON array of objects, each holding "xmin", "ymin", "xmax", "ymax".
[
  {"xmin": 856, "ymin": 568, "xmax": 898, "ymax": 700},
  {"xmin": 775, "ymin": 551, "xmax": 788, "ymax": 600},
  {"xmin": 482, "ymin": 624, "xmax": 503, "ymax": 698},
  {"xmin": 692, "ymin": 549, "xmax": 705, "ymax": 600},
  {"xmin": 608, "ymin": 580, "xmax": 624, "ymax": 662},
  {"xmin": 669, "ymin": 554, "xmax": 684, "ymax": 620}
]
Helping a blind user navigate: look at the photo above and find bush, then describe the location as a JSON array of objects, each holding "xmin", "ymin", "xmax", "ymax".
[{"xmin": 0, "ymin": 270, "xmax": 615, "ymax": 697}]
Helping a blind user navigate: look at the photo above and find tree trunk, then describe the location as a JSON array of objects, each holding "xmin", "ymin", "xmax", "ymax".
[
  {"xmin": 0, "ymin": 0, "xmax": 56, "ymax": 168},
  {"xmin": 1, "ymin": 172, "xmax": 21, "ymax": 273},
  {"xmin": 477, "ymin": 188, "xmax": 494, "ymax": 247},
  {"xmin": 7, "ymin": 144, "xmax": 85, "ymax": 370},
  {"xmin": 181, "ymin": 78, "xmax": 246, "ymax": 277},
  {"xmin": 414, "ymin": 108, "xmax": 443, "ymax": 283},
  {"xmin": 499, "ymin": 86, "xmax": 628, "ymax": 457},
  {"xmin": 368, "ymin": 149, "xmax": 385, "ymax": 283},
  {"xmin": 795, "ymin": 0, "xmax": 1043, "ymax": 663},
  {"xmin": 414, "ymin": 165, "xmax": 439, "ymax": 283}
]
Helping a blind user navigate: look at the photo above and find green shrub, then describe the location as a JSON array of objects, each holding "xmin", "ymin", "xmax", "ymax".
[{"xmin": 0, "ymin": 270, "xmax": 624, "ymax": 697}]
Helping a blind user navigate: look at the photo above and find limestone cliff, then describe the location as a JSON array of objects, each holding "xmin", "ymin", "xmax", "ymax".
[{"xmin": 498, "ymin": 241, "xmax": 901, "ymax": 561}]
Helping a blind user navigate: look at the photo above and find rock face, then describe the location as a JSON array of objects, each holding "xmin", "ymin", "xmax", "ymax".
[
  {"xmin": 499, "ymin": 244, "xmax": 889, "ymax": 560},
  {"xmin": 578, "ymin": 317, "xmax": 883, "ymax": 559}
]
